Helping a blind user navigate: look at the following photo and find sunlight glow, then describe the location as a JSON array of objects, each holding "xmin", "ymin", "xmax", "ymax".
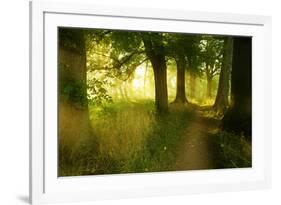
[
  {"xmin": 132, "ymin": 79, "xmax": 141, "ymax": 89},
  {"xmin": 132, "ymin": 64, "xmax": 146, "ymax": 90},
  {"xmin": 171, "ymin": 77, "xmax": 176, "ymax": 87},
  {"xmin": 135, "ymin": 64, "xmax": 146, "ymax": 78}
]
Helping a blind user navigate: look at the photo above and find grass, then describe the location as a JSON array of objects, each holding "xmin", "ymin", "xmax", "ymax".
[
  {"xmin": 194, "ymin": 108, "xmax": 252, "ymax": 170},
  {"xmin": 212, "ymin": 131, "xmax": 252, "ymax": 168},
  {"xmin": 128, "ymin": 103, "xmax": 193, "ymax": 173},
  {"xmin": 59, "ymin": 100, "xmax": 193, "ymax": 176},
  {"xmin": 59, "ymin": 100, "xmax": 252, "ymax": 176}
]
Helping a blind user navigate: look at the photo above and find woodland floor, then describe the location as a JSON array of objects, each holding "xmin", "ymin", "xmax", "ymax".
[
  {"xmin": 174, "ymin": 110, "xmax": 220, "ymax": 171},
  {"xmin": 59, "ymin": 102, "xmax": 251, "ymax": 176}
]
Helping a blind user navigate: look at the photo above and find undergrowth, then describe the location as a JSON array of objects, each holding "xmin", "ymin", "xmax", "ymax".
[
  {"xmin": 212, "ymin": 131, "xmax": 252, "ymax": 168},
  {"xmin": 59, "ymin": 101, "xmax": 193, "ymax": 176}
]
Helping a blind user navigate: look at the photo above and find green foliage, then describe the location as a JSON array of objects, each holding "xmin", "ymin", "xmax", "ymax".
[
  {"xmin": 199, "ymin": 36, "xmax": 224, "ymax": 66},
  {"xmin": 141, "ymin": 32, "xmax": 167, "ymax": 57},
  {"xmin": 59, "ymin": 63, "xmax": 88, "ymax": 107},
  {"xmin": 110, "ymin": 31, "xmax": 143, "ymax": 53},
  {"xmin": 129, "ymin": 105, "xmax": 193, "ymax": 172},
  {"xmin": 165, "ymin": 33, "xmax": 202, "ymax": 75},
  {"xmin": 86, "ymin": 30, "xmax": 147, "ymax": 81},
  {"xmin": 59, "ymin": 101, "xmax": 193, "ymax": 176},
  {"xmin": 87, "ymin": 77, "xmax": 113, "ymax": 106},
  {"xmin": 212, "ymin": 131, "xmax": 251, "ymax": 168},
  {"xmin": 59, "ymin": 28, "xmax": 85, "ymax": 54}
]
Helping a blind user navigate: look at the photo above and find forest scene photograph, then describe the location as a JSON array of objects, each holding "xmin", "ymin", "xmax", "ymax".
[{"xmin": 58, "ymin": 27, "xmax": 252, "ymax": 177}]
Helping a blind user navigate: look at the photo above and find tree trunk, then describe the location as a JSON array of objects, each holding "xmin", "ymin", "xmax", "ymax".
[
  {"xmin": 173, "ymin": 58, "xmax": 188, "ymax": 103},
  {"xmin": 58, "ymin": 28, "xmax": 90, "ymax": 153},
  {"xmin": 142, "ymin": 35, "xmax": 168, "ymax": 113},
  {"xmin": 150, "ymin": 56, "xmax": 169, "ymax": 113},
  {"xmin": 189, "ymin": 71, "xmax": 196, "ymax": 99},
  {"xmin": 222, "ymin": 37, "xmax": 252, "ymax": 139},
  {"xmin": 213, "ymin": 37, "xmax": 233, "ymax": 114},
  {"xmin": 206, "ymin": 75, "xmax": 212, "ymax": 99}
]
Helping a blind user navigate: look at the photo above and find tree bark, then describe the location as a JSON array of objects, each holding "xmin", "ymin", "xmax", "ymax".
[
  {"xmin": 173, "ymin": 57, "xmax": 188, "ymax": 103},
  {"xmin": 124, "ymin": 81, "xmax": 129, "ymax": 100},
  {"xmin": 58, "ymin": 28, "xmax": 90, "ymax": 151},
  {"xmin": 150, "ymin": 56, "xmax": 169, "ymax": 113},
  {"xmin": 206, "ymin": 73, "xmax": 212, "ymax": 99},
  {"xmin": 222, "ymin": 37, "xmax": 252, "ymax": 139},
  {"xmin": 189, "ymin": 71, "xmax": 196, "ymax": 99},
  {"xmin": 142, "ymin": 35, "xmax": 168, "ymax": 114},
  {"xmin": 213, "ymin": 37, "xmax": 233, "ymax": 114}
]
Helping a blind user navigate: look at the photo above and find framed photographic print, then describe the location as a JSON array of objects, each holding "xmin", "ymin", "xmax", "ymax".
[{"xmin": 30, "ymin": 0, "xmax": 272, "ymax": 204}]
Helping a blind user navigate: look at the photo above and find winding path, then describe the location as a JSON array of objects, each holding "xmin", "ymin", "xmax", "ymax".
[{"xmin": 174, "ymin": 111, "xmax": 220, "ymax": 171}]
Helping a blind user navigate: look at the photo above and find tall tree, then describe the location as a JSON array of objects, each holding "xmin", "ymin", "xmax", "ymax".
[
  {"xmin": 213, "ymin": 37, "xmax": 233, "ymax": 114},
  {"xmin": 167, "ymin": 34, "xmax": 201, "ymax": 104},
  {"xmin": 142, "ymin": 33, "xmax": 169, "ymax": 113},
  {"xmin": 187, "ymin": 52, "xmax": 201, "ymax": 100},
  {"xmin": 222, "ymin": 37, "xmax": 252, "ymax": 139},
  {"xmin": 88, "ymin": 30, "xmax": 169, "ymax": 113},
  {"xmin": 205, "ymin": 63, "xmax": 218, "ymax": 98},
  {"xmin": 174, "ymin": 53, "xmax": 188, "ymax": 103},
  {"xmin": 58, "ymin": 28, "xmax": 90, "ymax": 147},
  {"xmin": 200, "ymin": 37, "xmax": 223, "ymax": 99},
  {"xmin": 188, "ymin": 71, "xmax": 197, "ymax": 99},
  {"xmin": 167, "ymin": 34, "xmax": 188, "ymax": 104}
]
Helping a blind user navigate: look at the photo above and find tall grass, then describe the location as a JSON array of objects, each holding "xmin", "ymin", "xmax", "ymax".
[
  {"xmin": 59, "ymin": 100, "xmax": 193, "ymax": 176},
  {"xmin": 89, "ymin": 101, "xmax": 156, "ymax": 174},
  {"xmin": 58, "ymin": 101, "xmax": 94, "ymax": 176},
  {"xmin": 129, "ymin": 104, "xmax": 193, "ymax": 173}
]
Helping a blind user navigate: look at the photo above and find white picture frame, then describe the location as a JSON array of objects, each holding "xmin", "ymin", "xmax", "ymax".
[{"xmin": 30, "ymin": 0, "xmax": 272, "ymax": 204}]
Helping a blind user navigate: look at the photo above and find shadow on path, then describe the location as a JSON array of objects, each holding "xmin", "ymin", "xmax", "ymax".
[{"xmin": 174, "ymin": 110, "xmax": 220, "ymax": 171}]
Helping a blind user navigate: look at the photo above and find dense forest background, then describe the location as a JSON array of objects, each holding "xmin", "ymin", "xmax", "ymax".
[{"xmin": 58, "ymin": 28, "xmax": 252, "ymax": 176}]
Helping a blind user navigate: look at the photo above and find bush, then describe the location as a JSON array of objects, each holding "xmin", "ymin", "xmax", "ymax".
[{"xmin": 213, "ymin": 131, "xmax": 251, "ymax": 168}]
